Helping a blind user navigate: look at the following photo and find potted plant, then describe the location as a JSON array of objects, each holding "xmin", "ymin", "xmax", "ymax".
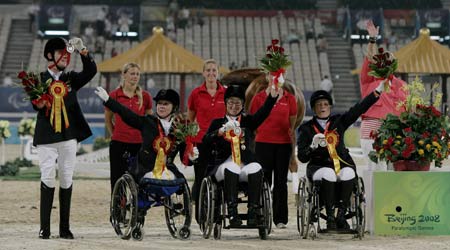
[{"xmin": 369, "ymin": 77, "xmax": 450, "ymax": 170}]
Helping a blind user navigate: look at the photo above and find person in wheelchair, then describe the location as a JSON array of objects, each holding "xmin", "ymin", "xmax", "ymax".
[
  {"xmin": 202, "ymin": 84, "xmax": 281, "ymax": 227},
  {"xmin": 95, "ymin": 86, "xmax": 199, "ymax": 181},
  {"xmin": 296, "ymin": 81, "xmax": 386, "ymax": 230}
]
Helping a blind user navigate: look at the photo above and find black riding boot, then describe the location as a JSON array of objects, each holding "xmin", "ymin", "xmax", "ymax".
[
  {"xmin": 39, "ymin": 182, "xmax": 55, "ymax": 239},
  {"xmin": 336, "ymin": 179, "xmax": 354, "ymax": 230},
  {"xmin": 224, "ymin": 169, "xmax": 242, "ymax": 227},
  {"xmin": 59, "ymin": 185, "xmax": 74, "ymax": 239},
  {"xmin": 247, "ymin": 170, "xmax": 263, "ymax": 227},
  {"xmin": 321, "ymin": 179, "xmax": 336, "ymax": 230}
]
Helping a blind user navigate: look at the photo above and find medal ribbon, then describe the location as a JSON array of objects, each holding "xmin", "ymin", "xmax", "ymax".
[
  {"xmin": 313, "ymin": 122, "xmax": 352, "ymax": 174},
  {"xmin": 223, "ymin": 116, "xmax": 242, "ymax": 166},
  {"xmin": 152, "ymin": 124, "xmax": 172, "ymax": 179},
  {"xmin": 49, "ymin": 81, "xmax": 69, "ymax": 133}
]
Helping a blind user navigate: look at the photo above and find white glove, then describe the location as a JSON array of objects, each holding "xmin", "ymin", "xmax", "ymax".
[
  {"xmin": 69, "ymin": 37, "xmax": 86, "ymax": 52},
  {"xmin": 375, "ymin": 79, "xmax": 389, "ymax": 93},
  {"xmin": 188, "ymin": 146, "xmax": 199, "ymax": 161},
  {"xmin": 225, "ymin": 119, "xmax": 238, "ymax": 131},
  {"xmin": 311, "ymin": 133, "xmax": 326, "ymax": 149},
  {"xmin": 95, "ymin": 86, "xmax": 109, "ymax": 102}
]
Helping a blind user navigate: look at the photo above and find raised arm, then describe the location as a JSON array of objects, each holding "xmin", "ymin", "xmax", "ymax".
[
  {"xmin": 95, "ymin": 87, "xmax": 145, "ymax": 130},
  {"xmin": 360, "ymin": 20, "xmax": 379, "ymax": 93},
  {"xmin": 68, "ymin": 47, "xmax": 97, "ymax": 91},
  {"xmin": 245, "ymin": 86, "xmax": 280, "ymax": 130}
]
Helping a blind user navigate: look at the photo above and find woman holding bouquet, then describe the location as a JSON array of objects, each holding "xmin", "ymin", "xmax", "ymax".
[
  {"xmin": 32, "ymin": 37, "xmax": 97, "ymax": 239},
  {"xmin": 96, "ymin": 87, "xmax": 198, "ymax": 181},
  {"xmin": 360, "ymin": 20, "xmax": 407, "ymax": 171},
  {"xmin": 359, "ymin": 20, "xmax": 407, "ymax": 233},
  {"xmin": 105, "ymin": 62, "xmax": 153, "ymax": 194},
  {"xmin": 297, "ymin": 81, "xmax": 385, "ymax": 230},
  {"xmin": 202, "ymin": 84, "xmax": 281, "ymax": 227},
  {"xmin": 249, "ymin": 39, "xmax": 297, "ymax": 229}
]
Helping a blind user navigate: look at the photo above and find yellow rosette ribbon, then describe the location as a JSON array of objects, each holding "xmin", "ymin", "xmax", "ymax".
[
  {"xmin": 49, "ymin": 81, "xmax": 69, "ymax": 133},
  {"xmin": 325, "ymin": 130, "xmax": 352, "ymax": 174},
  {"xmin": 224, "ymin": 129, "xmax": 242, "ymax": 166},
  {"xmin": 152, "ymin": 136, "xmax": 172, "ymax": 179}
]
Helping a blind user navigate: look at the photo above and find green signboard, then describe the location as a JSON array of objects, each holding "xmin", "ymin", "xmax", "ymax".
[{"xmin": 374, "ymin": 172, "xmax": 450, "ymax": 235}]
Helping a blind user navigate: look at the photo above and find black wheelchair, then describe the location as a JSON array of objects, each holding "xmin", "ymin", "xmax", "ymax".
[
  {"xmin": 110, "ymin": 163, "xmax": 192, "ymax": 241},
  {"xmin": 197, "ymin": 176, "xmax": 272, "ymax": 240},
  {"xmin": 296, "ymin": 176, "xmax": 366, "ymax": 240}
]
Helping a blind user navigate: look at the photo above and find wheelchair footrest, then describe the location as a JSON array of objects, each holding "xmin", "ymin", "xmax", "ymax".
[{"xmin": 319, "ymin": 228, "xmax": 357, "ymax": 234}]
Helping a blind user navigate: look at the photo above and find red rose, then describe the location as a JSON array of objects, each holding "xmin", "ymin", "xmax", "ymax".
[
  {"xmin": 430, "ymin": 106, "xmax": 441, "ymax": 116},
  {"xmin": 271, "ymin": 39, "xmax": 279, "ymax": 45},
  {"xmin": 387, "ymin": 137, "xmax": 394, "ymax": 145},
  {"xmin": 404, "ymin": 127, "xmax": 412, "ymax": 133},
  {"xmin": 378, "ymin": 47, "xmax": 384, "ymax": 53},
  {"xmin": 17, "ymin": 71, "xmax": 27, "ymax": 79},
  {"xmin": 405, "ymin": 137, "xmax": 413, "ymax": 145},
  {"xmin": 402, "ymin": 149, "xmax": 412, "ymax": 159},
  {"xmin": 422, "ymin": 131, "xmax": 430, "ymax": 138}
]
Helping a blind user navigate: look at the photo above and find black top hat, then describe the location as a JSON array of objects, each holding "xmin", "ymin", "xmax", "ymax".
[
  {"xmin": 44, "ymin": 37, "xmax": 67, "ymax": 61},
  {"xmin": 224, "ymin": 85, "xmax": 245, "ymax": 103},
  {"xmin": 310, "ymin": 90, "xmax": 333, "ymax": 108},
  {"xmin": 153, "ymin": 89, "xmax": 180, "ymax": 112}
]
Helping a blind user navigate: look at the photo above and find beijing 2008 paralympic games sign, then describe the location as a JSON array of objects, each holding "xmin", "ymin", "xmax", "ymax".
[{"xmin": 374, "ymin": 172, "xmax": 450, "ymax": 235}]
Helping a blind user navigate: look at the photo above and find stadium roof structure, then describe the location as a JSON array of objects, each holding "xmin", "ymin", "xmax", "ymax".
[
  {"xmin": 395, "ymin": 28, "xmax": 450, "ymax": 74},
  {"xmin": 97, "ymin": 26, "xmax": 229, "ymax": 74}
]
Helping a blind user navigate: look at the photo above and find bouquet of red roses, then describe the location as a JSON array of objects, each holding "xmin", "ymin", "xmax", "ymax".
[
  {"xmin": 173, "ymin": 114, "xmax": 199, "ymax": 166},
  {"xmin": 259, "ymin": 39, "xmax": 292, "ymax": 88},
  {"xmin": 368, "ymin": 47, "xmax": 398, "ymax": 92},
  {"xmin": 17, "ymin": 71, "xmax": 53, "ymax": 108}
]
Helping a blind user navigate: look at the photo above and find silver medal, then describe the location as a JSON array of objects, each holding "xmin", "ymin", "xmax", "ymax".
[
  {"xmin": 234, "ymin": 127, "xmax": 241, "ymax": 136},
  {"xmin": 66, "ymin": 44, "xmax": 75, "ymax": 54}
]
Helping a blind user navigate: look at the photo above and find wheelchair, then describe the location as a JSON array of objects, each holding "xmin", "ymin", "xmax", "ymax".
[
  {"xmin": 198, "ymin": 176, "xmax": 272, "ymax": 240},
  {"xmin": 296, "ymin": 176, "xmax": 366, "ymax": 240},
  {"xmin": 110, "ymin": 168, "xmax": 192, "ymax": 241}
]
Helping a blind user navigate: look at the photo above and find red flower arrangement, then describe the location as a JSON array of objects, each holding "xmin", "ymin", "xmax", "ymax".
[
  {"xmin": 17, "ymin": 71, "xmax": 71, "ymax": 132},
  {"xmin": 259, "ymin": 39, "xmax": 292, "ymax": 88},
  {"xmin": 369, "ymin": 78, "xmax": 450, "ymax": 167},
  {"xmin": 173, "ymin": 114, "xmax": 199, "ymax": 166},
  {"xmin": 17, "ymin": 71, "xmax": 53, "ymax": 108}
]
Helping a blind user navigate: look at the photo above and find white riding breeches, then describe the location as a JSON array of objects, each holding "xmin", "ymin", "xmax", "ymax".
[
  {"xmin": 312, "ymin": 166, "xmax": 356, "ymax": 182},
  {"xmin": 215, "ymin": 157, "xmax": 262, "ymax": 182},
  {"xmin": 37, "ymin": 139, "xmax": 77, "ymax": 188}
]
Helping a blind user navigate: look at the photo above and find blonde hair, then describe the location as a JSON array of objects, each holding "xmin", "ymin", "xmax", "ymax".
[
  {"xmin": 203, "ymin": 59, "xmax": 218, "ymax": 72},
  {"xmin": 120, "ymin": 62, "xmax": 144, "ymax": 110}
]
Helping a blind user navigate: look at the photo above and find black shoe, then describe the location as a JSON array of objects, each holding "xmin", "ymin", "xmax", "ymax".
[
  {"xmin": 247, "ymin": 206, "xmax": 260, "ymax": 227},
  {"xmin": 229, "ymin": 215, "xmax": 242, "ymax": 227},
  {"xmin": 60, "ymin": 229, "xmax": 74, "ymax": 239},
  {"xmin": 336, "ymin": 208, "xmax": 350, "ymax": 230},
  {"xmin": 39, "ymin": 229, "xmax": 50, "ymax": 239},
  {"xmin": 326, "ymin": 215, "xmax": 336, "ymax": 230}
]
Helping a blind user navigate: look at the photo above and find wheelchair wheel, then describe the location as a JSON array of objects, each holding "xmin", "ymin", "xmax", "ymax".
[
  {"xmin": 110, "ymin": 173, "xmax": 138, "ymax": 240},
  {"xmin": 296, "ymin": 177, "xmax": 310, "ymax": 237},
  {"xmin": 258, "ymin": 180, "xmax": 272, "ymax": 240},
  {"xmin": 198, "ymin": 177, "xmax": 216, "ymax": 239},
  {"xmin": 178, "ymin": 226, "xmax": 191, "ymax": 240},
  {"xmin": 164, "ymin": 181, "xmax": 192, "ymax": 239},
  {"xmin": 351, "ymin": 177, "xmax": 366, "ymax": 239},
  {"xmin": 131, "ymin": 227, "xmax": 143, "ymax": 241}
]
